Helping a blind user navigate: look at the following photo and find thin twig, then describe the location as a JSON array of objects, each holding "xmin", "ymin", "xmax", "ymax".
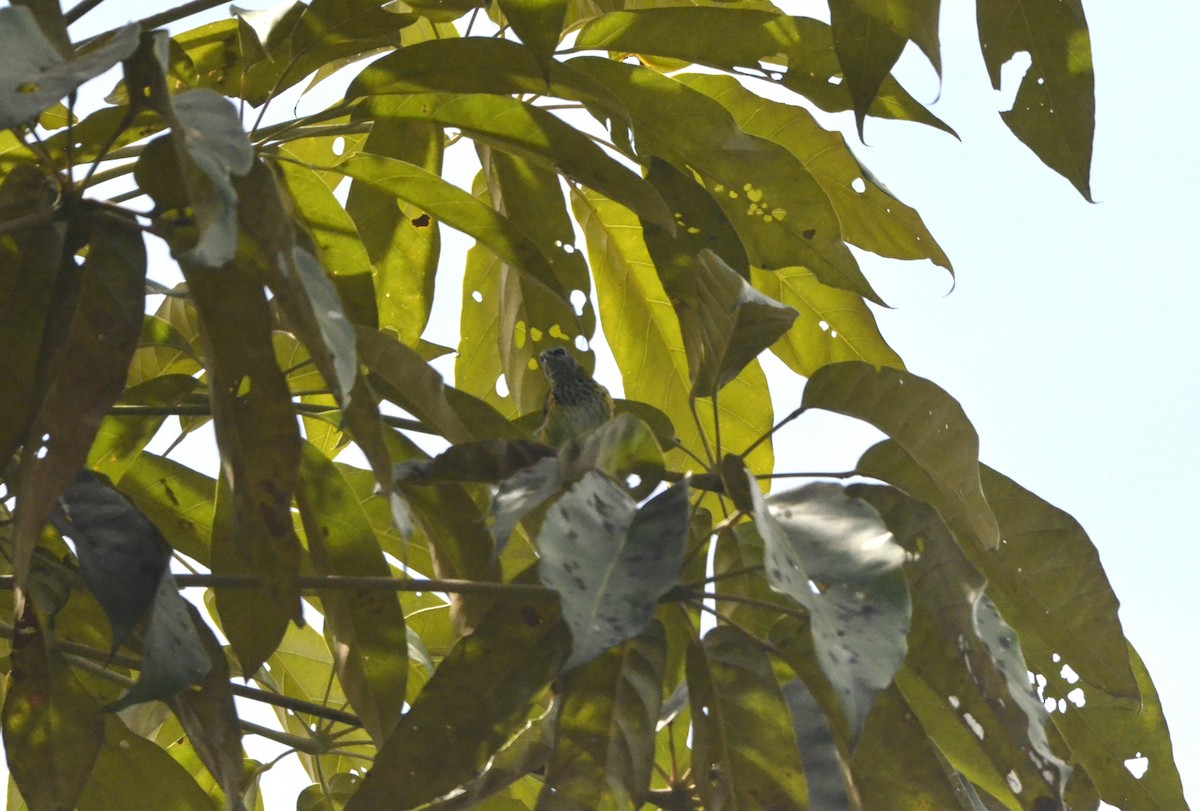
[
  {"xmin": 741, "ymin": 404, "xmax": 805, "ymax": 459},
  {"xmin": 170, "ymin": 573, "xmax": 559, "ymax": 599},
  {"xmin": 64, "ymin": 0, "xmax": 109, "ymax": 25},
  {"xmin": 755, "ymin": 470, "xmax": 858, "ymax": 480},
  {"xmin": 107, "ymin": 402, "xmax": 436, "ymax": 435}
]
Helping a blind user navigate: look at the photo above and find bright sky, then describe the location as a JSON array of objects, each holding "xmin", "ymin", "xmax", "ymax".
[{"xmin": 7, "ymin": 0, "xmax": 1196, "ymax": 807}]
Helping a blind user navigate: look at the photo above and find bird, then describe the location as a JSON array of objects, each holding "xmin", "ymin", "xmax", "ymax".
[{"xmin": 535, "ymin": 347, "xmax": 615, "ymax": 446}]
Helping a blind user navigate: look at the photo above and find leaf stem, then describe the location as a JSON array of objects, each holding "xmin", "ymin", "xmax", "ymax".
[
  {"xmin": 741, "ymin": 404, "xmax": 805, "ymax": 458},
  {"xmin": 107, "ymin": 402, "xmax": 436, "ymax": 435},
  {"xmin": 170, "ymin": 573, "xmax": 559, "ymax": 598}
]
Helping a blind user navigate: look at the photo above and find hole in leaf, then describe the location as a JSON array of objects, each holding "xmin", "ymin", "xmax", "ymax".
[
  {"xmin": 851, "ymin": 177, "xmax": 866, "ymax": 193},
  {"xmin": 1124, "ymin": 754, "xmax": 1149, "ymax": 779},
  {"xmin": 569, "ymin": 290, "xmax": 587, "ymax": 316},
  {"xmin": 996, "ymin": 50, "xmax": 1032, "ymax": 112},
  {"xmin": 495, "ymin": 375, "xmax": 509, "ymax": 397}
]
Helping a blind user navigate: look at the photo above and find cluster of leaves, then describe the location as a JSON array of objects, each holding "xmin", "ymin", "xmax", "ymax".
[{"xmin": 0, "ymin": 0, "xmax": 1185, "ymax": 810}]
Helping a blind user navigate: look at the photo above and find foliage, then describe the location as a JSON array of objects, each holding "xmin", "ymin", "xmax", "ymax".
[{"xmin": 0, "ymin": 1, "xmax": 1185, "ymax": 810}]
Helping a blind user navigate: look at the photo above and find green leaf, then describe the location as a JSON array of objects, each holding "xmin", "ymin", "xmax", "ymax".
[
  {"xmin": 78, "ymin": 715, "xmax": 214, "ymax": 811},
  {"xmin": 573, "ymin": 9, "xmax": 954, "ymax": 133},
  {"xmin": 346, "ymin": 37, "xmax": 629, "ymax": 121},
  {"xmin": 42, "ymin": 105, "xmax": 162, "ymax": 167},
  {"xmin": 574, "ymin": 58, "xmax": 879, "ymax": 305},
  {"xmin": 538, "ymin": 624, "xmax": 666, "ymax": 809},
  {"xmin": 857, "ymin": 484, "xmax": 1070, "ymax": 803},
  {"xmin": 345, "ymin": 589, "xmax": 570, "ymax": 811},
  {"xmin": 344, "ymin": 102, "xmax": 443, "ymax": 342},
  {"xmin": 49, "ymin": 470, "xmax": 170, "ymax": 652},
  {"xmin": 2, "ymin": 608, "xmax": 105, "ymax": 811},
  {"xmin": 683, "ymin": 250, "xmax": 797, "ymax": 398},
  {"xmin": 87, "ymin": 374, "xmax": 197, "ymax": 482},
  {"xmin": 1047, "ymin": 645, "xmax": 1188, "ymax": 810},
  {"xmin": 977, "ymin": 0, "xmax": 1095, "ymax": 199},
  {"xmin": 682, "ymin": 73, "xmax": 951, "ymax": 272},
  {"xmin": 497, "ymin": 0, "xmax": 567, "ymax": 70},
  {"xmin": 182, "ymin": 252, "xmax": 303, "ymax": 674},
  {"xmin": 106, "ymin": 570, "xmax": 213, "ymax": 711},
  {"xmin": 115, "ymin": 451, "xmax": 216, "ymax": 566},
  {"xmin": 374, "ymin": 93, "xmax": 673, "ymax": 231},
  {"xmin": 802, "ymin": 362, "xmax": 999, "ymax": 550},
  {"xmin": 538, "ymin": 474, "xmax": 688, "ymax": 669},
  {"xmin": 0, "ymin": 8, "xmax": 137, "ymax": 129},
  {"xmin": 749, "ymin": 479, "xmax": 911, "ymax": 737},
  {"xmin": 687, "ymin": 626, "xmax": 808, "ymax": 810},
  {"xmin": 277, "ymin": 151, "xmax": 379, "ymax": 330},
  {"xmin": 850, "ymin": 685, "xmax": 969, "ymax": 810},
  {"xmin": 338, "ymin": 152, "xmax": 566, "ymax": 300},
  {"xmin": 297, "ymin": 442, "xmax": 408, "ymax": 746},
  {"xmin": 828, "ymin": 0, "xmax": 908, "ymax": 138},
  {"xmin": 859, "ymin": 441, "xmax": 1138, "ymax": 701},
  {"xmin": 11, "ymin": 209, "xmax": 146, "ymax": 592},
  {"xmin": 0, "ymin": 162, "xmax": 64, "ymax": 467},
  {"xmin": 751, "ymin": 266, "xmax": 904, "ymax": 376}
]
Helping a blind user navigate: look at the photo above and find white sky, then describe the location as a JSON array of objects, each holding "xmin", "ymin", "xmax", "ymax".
[{"xmin": 6, "ymin": 0, "xmax": 1196, "ymax": 807}]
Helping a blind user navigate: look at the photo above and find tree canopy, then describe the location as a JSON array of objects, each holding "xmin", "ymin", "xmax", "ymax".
[{"xmin": 0, "ymin": 0, "xmax": 1186, "ymax": 809}]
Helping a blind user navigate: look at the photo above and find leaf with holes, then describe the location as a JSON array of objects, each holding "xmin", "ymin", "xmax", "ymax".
[
  {"xmin": 538, "ymin": 473, "xmax": 688, "ymax": 669},
  {"xmin": 977, "ymin": 0, "xmax": 1095, "ymax": 199},
  {"xmin": 750, "ymin": 478, "xmax": 911, "ymax": 737}
]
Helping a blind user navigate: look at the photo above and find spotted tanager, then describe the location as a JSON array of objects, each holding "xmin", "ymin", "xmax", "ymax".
[{"xmin": 536, "ymin": 347, "xmax": 615, "ymax": 445}]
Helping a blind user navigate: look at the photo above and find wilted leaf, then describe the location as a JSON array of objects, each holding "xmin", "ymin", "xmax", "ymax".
[
  {"xmin": 106, "ymin": 569, "xmax": 212, "ymax": 711},
  {"xmin": 977, "ymin": 0, "xmax": 1095, "ymax": 199},
  {"xmin": 0, "ymin": 8, "xmax": 137, "ymax": 129},
  {"xmin": 803, "ymin": 362, "xmax": 999, "ymax": 549},
  {"xmin": 750, "ymin": 479, "xmax": 911, "ymax": 736},
  {"xmin": 49, "ymin": 470, "xmax": 171, "ymax": 651},
  {"xmin": 538, "ymin": 624, "xmax": 666, "ymax": 809},
  {"xmin": 345, "ymin": 589, "xmax": 570, "ymax": 810},
  {"xmin": 2, "ymin": 607, "xmax": 105, "ymax": 811},
  {"xmin": 538, "ymin": 473, "xmax": 688, "ymax": 669},
  {"xmin": 687, "ymin": 626, "xmax": 808, "ymax": 810}
]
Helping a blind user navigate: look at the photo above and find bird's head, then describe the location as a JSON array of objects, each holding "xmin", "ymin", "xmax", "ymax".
[{"xmin": 538, "ymin": 346, "xmax": 585, "ymax": 387}]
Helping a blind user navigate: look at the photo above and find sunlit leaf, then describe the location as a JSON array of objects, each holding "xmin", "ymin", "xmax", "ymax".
[
  {"xmin": 2, "ymin": 608, "xmax": 104, "ymax": 811},
  {"xmin": 87, "ymin": 374, "xmax": 197, "ymax": 482},
  {"xmin": 78, "ymin": 715, "xmax": 213, "ymax": 811},
  {"xmin": 345, "ymin": 587, "xmax": 570, "ymax": 811},
  {"xmin": 116, "ymin": 451, "xmax": 216, "ymax": 566},
  {"xmin": 573, "ymin": 57, "xmax": 878, "ymax": 303},
  {"xmin": 498, "ymin": 0, "xmax": 567, "ymax": 70},
  {"xmin": 687, "ymin": 626, "xmax": 808, "ymax": 810},
  {"xmin": 297, "ymin": 442, "xmax": 408, "ymax": 745},
  {"xmin": 538, "ymin": 625, "xmax": 666, "ymax": 808},
  {"xmin": 683, "ymin": 73, "xmax": 951, "ymax": 272},
  {"xmin": 573, "ymin": 9, "xmax": 953, "ymax": 133}
]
